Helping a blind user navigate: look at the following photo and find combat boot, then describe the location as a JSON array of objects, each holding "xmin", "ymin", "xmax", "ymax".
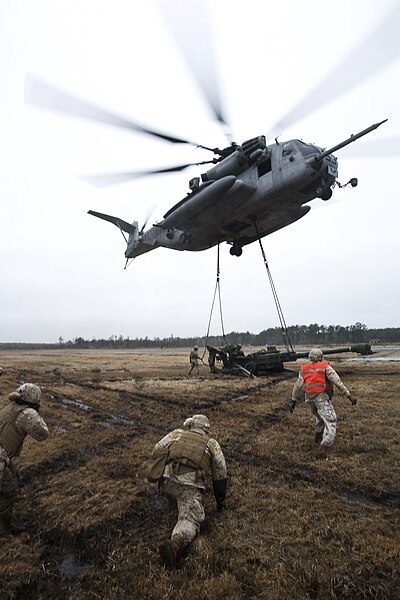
[
  {"xmin": 314, "ymin": 430, "xmax": 324, "ymax": 445},
  {"xmin": 159, "ymin": 535, "xmax": 185, "ymax": 569}
]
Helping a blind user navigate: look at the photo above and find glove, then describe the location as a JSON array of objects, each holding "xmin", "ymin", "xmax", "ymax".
[
  {"xmin": 289, "ymin": 400, "xmax": 296, "ymax": 413},
  {"xmin": 348, "ymin": 395, "xmax": 357, "ymax": 406},
  {"xmin": 213, "ymin": 479, "xmax": 227, "ymax": 511}
]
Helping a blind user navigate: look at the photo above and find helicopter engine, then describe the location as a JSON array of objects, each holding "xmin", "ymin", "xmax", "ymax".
[{"xmin": 201, "ymin": 136, "xmax": 267, "ymax": 182}]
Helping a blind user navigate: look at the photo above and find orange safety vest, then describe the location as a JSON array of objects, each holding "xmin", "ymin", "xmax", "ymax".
[{"xmin": 301, "ymin": 361, "xmax": 334, "ymax": 395}]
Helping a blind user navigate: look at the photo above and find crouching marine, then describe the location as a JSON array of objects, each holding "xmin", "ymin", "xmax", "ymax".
[
  {"xmin": 148, "ymin": 414, "xmax": 227, "ymax": 568},
  {"xmin": 0, "ymin": 384, "xmax": 49, "ymax": 534}
]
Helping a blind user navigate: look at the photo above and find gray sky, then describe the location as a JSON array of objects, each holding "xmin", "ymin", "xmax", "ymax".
[{"xmin": 1, "ymin": 0, "xmax": 400, "ymax": 343}]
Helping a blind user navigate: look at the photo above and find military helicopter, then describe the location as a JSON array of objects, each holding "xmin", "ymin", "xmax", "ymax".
[{"xmin": 25, "ymin": 2, "xmax": 399, "ymax": 263}]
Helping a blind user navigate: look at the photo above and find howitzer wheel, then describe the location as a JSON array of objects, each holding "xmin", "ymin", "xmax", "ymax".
[{"xmin": 244, "ymin": 361, "xmax": 258, "ymax": 375}]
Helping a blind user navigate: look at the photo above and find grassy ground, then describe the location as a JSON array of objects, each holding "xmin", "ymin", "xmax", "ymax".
[{"xmin": 0, "ymin": 349, "xmax": 398, "ymax": 600}]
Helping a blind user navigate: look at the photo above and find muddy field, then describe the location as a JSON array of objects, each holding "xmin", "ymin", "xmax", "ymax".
[{"xmin": 0, "ymin": 349, "xmax": 399, "ymax": 600}]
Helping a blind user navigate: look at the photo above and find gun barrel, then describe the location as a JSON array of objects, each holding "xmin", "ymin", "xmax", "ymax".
[
  {"xmin": 314, "ymin": 120, "xmax": 387, "ymax": 162},
  {"xmin": 295, "ymin": 343, "xmax": 372, "ymax": 359}
]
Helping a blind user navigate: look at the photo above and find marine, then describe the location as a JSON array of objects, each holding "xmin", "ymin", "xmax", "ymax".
[
  {"xmin": 149, "ymin": 414, "xmax": 227, "ymax": 568},
  {"xmin": 188, "ymin": 346, "xmax": 200, "ymax": 376},
  {"xmin": 290, "ymin": 348, "xmax": 356, "ymax": 449},
  {"xmin": 0, "ymin": 383, "xmax": 49, "ymax": 533}
]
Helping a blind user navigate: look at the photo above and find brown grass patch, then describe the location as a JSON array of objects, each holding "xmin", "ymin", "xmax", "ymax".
[{"xmin": 0, "ymin": 350, "xmax": 398, "ymax": 599}]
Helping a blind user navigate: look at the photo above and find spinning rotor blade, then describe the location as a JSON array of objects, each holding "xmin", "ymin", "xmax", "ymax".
[
  {"xmin": 25, "ymin": 74, "xmax": 213, "ymax": 149},
  {"xmin": 269, "ymin": 3, "xmax": 400, "ymax": 137},
  {"xmin": 80, "ymin": 161, "xmax": 213, "ymax": 188},
  {"xmin": 340, "ymin": 136, "xmax": 400, "ymax": 158},
  {"xmin": 139, "ymin": 204, "xmax": 157, "ymax": 234},
  {"xmin": 157, "ymin": 0, "xmax": 232, "ymax": 143}
]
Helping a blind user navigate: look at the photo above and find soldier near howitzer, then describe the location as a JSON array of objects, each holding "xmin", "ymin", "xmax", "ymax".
[
  {"xmin": 150, "ymin": 414, "xmax": 227, "ymax": 569},
  {"xmin": 0, "ymin": 384, "xmax": 49, "ymax": 534},
  {"xmin": 188, "ymin": 346, "xmax": 200, "ymax": 376},
  {"xmin": 290, "ymin": 349, "xmax": 356, "ymax": 448}
]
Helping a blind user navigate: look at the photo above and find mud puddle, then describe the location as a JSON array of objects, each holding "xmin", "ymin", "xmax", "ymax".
[
  {"xmin": 346, "ymin": 356, "xmax": 400, "ymax": 362},
  {"xmin": 60, "ymin": 395, "xmax": 136, "ymax": 427},
  {"xmin": 62, "ymin": 397, "xmax": 92, "ymax": 411},
  {"xmin": 99, "ymin": 415, "xmax": 136, "ymax": 427},
  {"xmin": 59, "ymin": 553, "xmax": 94, "ymax": 588}
]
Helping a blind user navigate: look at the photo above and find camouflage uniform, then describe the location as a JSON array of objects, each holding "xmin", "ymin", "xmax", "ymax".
[
  {"xmin": 151, "ymin": 414, "xmax": 227, "ymax": 567},
  {"xmin": 188, "ymin": 347, "xmax": 200, "ymax": 376},
  {"xmin": 0, "ymin": 384, "xmax": 49, "ymax": 532},
  {"xmin": 291, "ymin": 349, "xmax": 355, "ymax": 447}
]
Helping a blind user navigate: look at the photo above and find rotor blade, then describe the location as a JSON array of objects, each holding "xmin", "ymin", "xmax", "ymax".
[
  {"xmin": 80, "ymin": 161, "xmax": 212, "ymax": 188},
  {"xmin": 140, "ymin": 204, "xmax": 157, "ymax": 234},
  {"xmin": 340, "ymin": 136, "xmax": 400, "ymax": 158},
  {"xmin": 268, "ymin": 3, "xmax": 400, "ymax": 137},
  {"xmin": 25, "ymin": 74, "xmax": 213, "ymax": 149},
  {"xmin": 156, "ymin": 0, "xmax": 232, "ymax": 142}
]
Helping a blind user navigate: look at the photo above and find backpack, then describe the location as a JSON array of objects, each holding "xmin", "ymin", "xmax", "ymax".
[{"xmin": 145, "ymin": 448, "xmax": 170, "ymax": 483}]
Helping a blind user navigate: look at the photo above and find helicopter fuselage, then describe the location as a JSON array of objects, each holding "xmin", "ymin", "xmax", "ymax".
[
  {"xmin": 124, "ymin": 138, "xmax": 337, "ymax": 259},
  {"xmin": 88, "ymin": 121, "xmax": 385, "ymax": 262}
]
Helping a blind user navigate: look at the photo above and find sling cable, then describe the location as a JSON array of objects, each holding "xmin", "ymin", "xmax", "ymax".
[
  {"xmin": 205, "ymin": 231, "xmax": 294, "ymax": 358},
  {"xmin": 203, "ymin": 243, "xmax": 229, "ymax": 359},
  {"xmin": 254, "ymin": 220, "xmax": 294, "ymax": 354}
]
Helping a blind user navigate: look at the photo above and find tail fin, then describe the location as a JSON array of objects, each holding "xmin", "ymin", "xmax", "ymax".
[{"xmin": 88, "ymin": 210, "xmax": 137, "ymax": 234}]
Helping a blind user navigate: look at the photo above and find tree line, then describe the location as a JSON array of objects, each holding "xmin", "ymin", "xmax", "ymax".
[{"xmin": 1, "ymin": 323, "xmax": 399, "ymax": 350}]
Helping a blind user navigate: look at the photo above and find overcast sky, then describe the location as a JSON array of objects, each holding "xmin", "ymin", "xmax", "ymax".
[{"xmin": 1, "ymin": 0, "xmax": 400, "ymax": 343}]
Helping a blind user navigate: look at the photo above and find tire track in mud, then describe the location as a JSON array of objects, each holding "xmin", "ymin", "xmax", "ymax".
[
  {"xmin": 25, "ymin": 374, "xmax": 293, "ymax": 486},
  {"xmin": 37, "ymin": 370, "xmax": 397, "ymax": 520},
  {"xmin": 45, "ymin": 371, "xmax": 295, "ymax": 421},
  {"xmin": 197, "ymin": 374, "xmax": 400, "ymax": 513},
  {"xmin": 226, "ymin": 447, "xmax": 400, "ymax": 510}
]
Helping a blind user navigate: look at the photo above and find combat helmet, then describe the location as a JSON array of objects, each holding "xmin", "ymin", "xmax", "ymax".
[
  {"xmin": 308, "ymin": 348, "xmax": 323, "ymax": 363},
  {"xmin": 186, "ymin": 414, "xmax": 210, "ymax": 433},
  {"xmin": 15, "ymin": 383, "xmax": 42, "ymax": 405}
]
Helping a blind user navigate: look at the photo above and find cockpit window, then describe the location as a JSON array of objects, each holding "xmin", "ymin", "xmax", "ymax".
[
  {"xmin": 297, "ymin": 141, "xmax": 319, "ymax": 157},
  {"xmin": 282, "ymin": 142, "xmax": 295, "ymax": 157}
]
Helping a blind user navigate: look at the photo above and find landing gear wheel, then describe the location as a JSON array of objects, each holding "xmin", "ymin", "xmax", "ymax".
[
  {"xmin": 229, "ymin": 244, "xmax": 243, "ymax": 257},
  {"xmin": 321, "ymin": 188, "xmax": 332, "ymax": 201}
]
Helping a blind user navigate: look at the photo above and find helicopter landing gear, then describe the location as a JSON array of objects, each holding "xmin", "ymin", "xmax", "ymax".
[
  {"xmin": 320, "ymin": 188, "xmax": 333, "ymax": 201},
  {"xmin": 230, "ymin": 243, "xmax": 243, "ymax": 257}
]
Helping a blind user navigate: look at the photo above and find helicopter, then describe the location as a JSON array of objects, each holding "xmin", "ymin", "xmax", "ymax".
[
  {"xmin": 24, "ymin": 2, "xmax": 399, "ymax": 264},
  {"xmin": 86, "ymin": 120, "xmax": 384, "ymax": 259}
]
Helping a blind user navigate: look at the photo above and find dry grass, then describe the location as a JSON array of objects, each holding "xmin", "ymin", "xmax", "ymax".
[{"xmin": 0, "ymin": 349, "xmax": 399, "ymax": 600}]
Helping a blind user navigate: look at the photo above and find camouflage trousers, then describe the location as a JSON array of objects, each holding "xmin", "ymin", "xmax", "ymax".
[
  {"xmin": 189, "ymin": 361, "xmax": 200, "ymax": 376},
  {"xmin": 162, "ymin": 479, "xmax": 205, "ymax": 546},
  {"xmin": 0, "ymin": 458, "xmax": 18, "ymax": 518},
  {"xmin": 307, "ymin": 398, "xmax": 337, "ymax": 447}
]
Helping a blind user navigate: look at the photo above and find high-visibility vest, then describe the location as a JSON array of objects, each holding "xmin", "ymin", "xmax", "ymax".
[{"xmin": 301, "ymin": 361, "xmax": 333, "ymax": 395}]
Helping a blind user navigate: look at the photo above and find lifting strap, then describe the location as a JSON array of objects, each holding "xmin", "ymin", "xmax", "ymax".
[
  {"xmin": 254, "ymin": 223, "xmax": 294, "ymax": 353},
  {"xmin": 204, "ymin": 243, "xmax": 228, "ymax": 354}
]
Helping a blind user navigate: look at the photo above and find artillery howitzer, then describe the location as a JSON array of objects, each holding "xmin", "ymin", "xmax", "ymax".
[{"xmin": 206, "ymin": 343, "xmax": 372, "ymax": 376}]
